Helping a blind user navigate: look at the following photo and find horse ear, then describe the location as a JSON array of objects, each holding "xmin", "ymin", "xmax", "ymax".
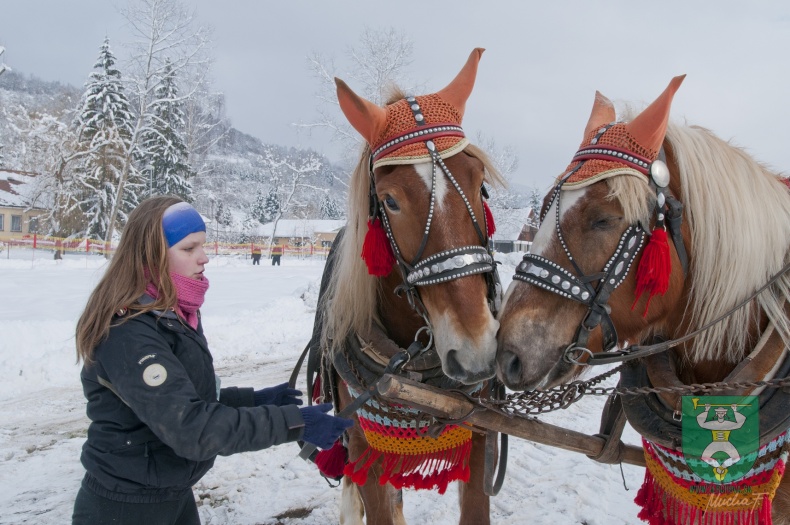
[
  {"xmin": 583, "ymin": 91, "xmax": 616, "ymax": 140},
  {"xmin": 335, "ymin": 78, "xmax": 387, "ymax": 147},
  {"xmin": 626, "ymin": 75, "xmax": 686, "ymax": 153},
  {"xmin": 436, "ymin": 48, "xmax": 485, "ymax": 120}
]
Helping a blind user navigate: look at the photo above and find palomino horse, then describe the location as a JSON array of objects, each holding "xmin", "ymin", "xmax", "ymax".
[
  {"xmin": 496, "ymin": 76, "xmax": 790, "ymax": 524},
  {"xmin": 314, "ymin": 49, "xmax": 504, "ymax": 525}
]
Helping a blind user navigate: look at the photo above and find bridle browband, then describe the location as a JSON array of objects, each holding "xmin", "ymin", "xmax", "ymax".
[
  {"xmin": 513, "ymin": 125, "xmax": 688, "ymax": 366},
  {"xmin": 370, "ymin": 96, "xmax": 501, "ymax": 339}
]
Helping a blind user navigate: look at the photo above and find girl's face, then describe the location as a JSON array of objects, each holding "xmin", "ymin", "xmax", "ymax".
[{"xmin": 167, "ymin": 231, "xmax": 209, "ymax": 280}]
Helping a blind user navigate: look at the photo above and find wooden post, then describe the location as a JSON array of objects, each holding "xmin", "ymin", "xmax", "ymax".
[{"xmin": 377, "ymin": 374, "xmax": 646, "ymax": 468}]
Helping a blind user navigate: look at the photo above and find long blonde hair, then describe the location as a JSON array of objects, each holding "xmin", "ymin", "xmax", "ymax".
[{"xmin": 76, "ymin": 195, "xmax": 185, "ymax": 365}]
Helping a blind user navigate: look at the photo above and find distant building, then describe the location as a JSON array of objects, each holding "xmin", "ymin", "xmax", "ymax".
[
  {"xmin": 250, "ymin": 219, "xmax": 346, "ymax": 249},
  {"xmin": 0, "ymin": 170, "xmax": 46, "ymax": 240},
  {"xmin": 490, "ymin": 207, "xmax": 538, "ymax": 253}
]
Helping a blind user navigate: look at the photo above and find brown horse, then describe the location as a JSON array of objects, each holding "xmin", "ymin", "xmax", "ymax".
[
  {"xmin": 496, "ymin": 77, "xmax": 790, "ymax": 524},
  {"xmin": 316, "ymin": 49, "xmax": 505, "ymax": 524}
]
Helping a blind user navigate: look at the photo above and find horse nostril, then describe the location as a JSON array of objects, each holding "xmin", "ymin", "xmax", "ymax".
[
  {"xmin": 444, "ymin": 349, "xmax": 465, "ymax": 379},
  {"xmin": 502, "ymin": 351, "xmax": 522, "ymax": 385}
]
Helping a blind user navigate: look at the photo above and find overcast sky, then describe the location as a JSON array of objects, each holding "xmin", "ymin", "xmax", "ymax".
[{"xmin": 2, "ymin": 1, "xmax": 790, "ymax": 190}]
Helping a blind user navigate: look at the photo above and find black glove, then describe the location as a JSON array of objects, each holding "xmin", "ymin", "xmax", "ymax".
[
  {"xmin": 253, "ymin": 382, "xmax": 303, "ymax": 407},
  {"xmin": 300, "ymin": 403, "xmax": 354, "ymax": 449}
]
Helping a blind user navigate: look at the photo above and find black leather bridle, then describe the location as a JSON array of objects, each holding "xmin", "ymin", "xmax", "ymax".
[
  {"xmin": 512, "ymin": 131, "xmax": 688, "ymax": 366},
  {"xmin": 370, "ymin": 96, "xmax": 502, "ymax": 339}
]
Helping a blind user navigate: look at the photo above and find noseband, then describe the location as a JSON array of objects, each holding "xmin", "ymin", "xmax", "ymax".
[{"xmin": 370, "ymin": 96, "xmax": 501, "ymax": 338}]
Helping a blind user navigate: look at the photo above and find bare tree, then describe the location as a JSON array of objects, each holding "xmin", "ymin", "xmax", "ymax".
[
  {"xmin": 103, "ymin": 0, "xmax": 213, "ymax": 252},
  {"xmin": 265, "ymin": 151, "xmax": 325, "ymax": 254},
  {"xmin": 299, "ymin": 27, "xmax": 419, "ymax": 171},
  {"xmin": 0, "ymin": 46, "xmax": 9, "ymax": 76}
]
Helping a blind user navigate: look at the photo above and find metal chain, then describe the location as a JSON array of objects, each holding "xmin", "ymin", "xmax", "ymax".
[{"xmin": 477, "ymin": 367, "xmax": 790, "ymax": 418}]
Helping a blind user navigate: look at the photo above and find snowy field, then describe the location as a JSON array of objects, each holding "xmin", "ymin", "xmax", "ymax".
[{"xmin": 0, "ymin": 248, "xmax": 646, "ymax": 524}]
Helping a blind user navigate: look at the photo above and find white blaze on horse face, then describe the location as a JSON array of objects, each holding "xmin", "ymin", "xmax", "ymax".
[
  {"xmin": 501, "ymin": 186, "xmax": 588, "ymax": 308},
  {"xmin": 431, "ymin": 296, "xmax": 500, "ymax": 382},
  {"xmin": 531, "ymin": 187, "xmax": 587, "ymax": 256},
  {"xmin": 414, "ymin": 161, "xmax": 448, "ymax": 208}
]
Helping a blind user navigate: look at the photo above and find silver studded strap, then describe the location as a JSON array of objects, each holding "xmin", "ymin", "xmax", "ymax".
[{"xmin": 514, "ymin": 180, "xmax": 646, "ymax": 359}]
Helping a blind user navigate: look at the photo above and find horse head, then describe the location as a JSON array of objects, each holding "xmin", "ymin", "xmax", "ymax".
[
  {"xmin": 330, "ymin": 48, "xmax": 503, "ymax": 384},
  {"xmin": 496, "ymin": 76, "xmax": 691, "ymax": 391}
]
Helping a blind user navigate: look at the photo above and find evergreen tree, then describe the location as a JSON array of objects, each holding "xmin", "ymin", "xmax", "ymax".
[
  {"xmin": 263, "ymin": 187, "xmax": 280, "ymax": 222},
  {"xmin": 0, "ymin": 46, "xmax": 8, "ymax": 166},
  {"xmin": 72, "ymin": 38, "xmax": 138, "ymax": 240},
  {"xmin": 250, "ymin": 189, "xmax": 268, "ymax": 223},
  {"xmin": 527, "ymin": 188, "xmax": 543, "ymax": 227},
  {"xmin": 140, "ymin": 58, "xmax": 194, "ymax": 200},
  {"xmin": 319, "ymin": 194, "xmax": 343, "ymax": 219},
  {"xmin": 214, "ymin": 200, "xmax": 232, "ymax": 227}
]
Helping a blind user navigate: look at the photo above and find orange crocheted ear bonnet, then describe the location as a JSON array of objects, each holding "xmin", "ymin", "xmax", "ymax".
[
  {"xmin": 559, "ymin": 75, "xmax": 685, "ymax": 189},
  {"xmin": 335, "ymin": 48, "xmax": 484, "ymax": 169},
  {"xmin": 559, "ymin": 75, "xmax": 686, "ymax": 316}
]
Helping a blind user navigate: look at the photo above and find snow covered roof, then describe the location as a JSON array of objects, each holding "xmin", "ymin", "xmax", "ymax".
[
  {"xmin": 251, "ymin": 219, "xmax": 346, "ymax": 238},
  {"xmin": 491, "ymin": 207, "xmax": 535, "ymax": 241},
  {"xmin": 0, "ymin": 170, "xmax": 40, "ymax": 208}
]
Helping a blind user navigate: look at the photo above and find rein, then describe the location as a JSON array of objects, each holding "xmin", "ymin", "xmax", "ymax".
[{"xmin": 583, "ymin": 258, "xmax": 790, "ymax": 365}]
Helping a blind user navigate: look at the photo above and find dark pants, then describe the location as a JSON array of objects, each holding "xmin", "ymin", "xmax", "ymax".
[
  {"xmin": 252, "ymin": 254, "xmax": 261, "ymax": 265},
  {"xmin": 72, "ymin": 486, "xmax": 200, "ymax": 525},
  {"xmin": 272, "ymin": 255, "xmax": 281, "ymax": 266}
]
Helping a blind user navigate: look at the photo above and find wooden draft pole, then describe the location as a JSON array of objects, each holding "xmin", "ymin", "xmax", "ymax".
[{"xmin": 377, "ymin": 374, "xmax": 646, "ymax": 467}]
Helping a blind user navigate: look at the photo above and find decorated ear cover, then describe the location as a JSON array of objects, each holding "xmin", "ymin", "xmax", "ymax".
[
  {"xmin": 559, "ymin": 75, "xmax": 686, "ymax": 315},
  {"xmin": 335, "ymin": 48, "xmax": 486, "ymax": 276}
]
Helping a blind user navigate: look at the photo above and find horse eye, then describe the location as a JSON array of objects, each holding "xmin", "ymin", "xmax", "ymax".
[
  {"xmin": 384, "ymin": 195, "xmax": 400, "ymax": 212},
  {"xmin": 591, "ymin": 216, "xmax": 621, "ymax": 231}
]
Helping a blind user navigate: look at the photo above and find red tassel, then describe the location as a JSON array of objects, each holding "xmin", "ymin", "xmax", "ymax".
[
  {"xmin": 483, "ymin": 201, "xmax": 496, "ymax": 237},
  {"xmin": 632, "ymin": 228, "xmax": 671, "ymax": 317},
  {"xmin": 311, "ymin": 377, "xmax": 321, "ymax": 403},
  {"xmin": 315, "ymin": 441, "xmax": 348, "ymax": 480},
  {"xmin": 361, "ymin": 218, "xmax": 395, "ymax": 276}
]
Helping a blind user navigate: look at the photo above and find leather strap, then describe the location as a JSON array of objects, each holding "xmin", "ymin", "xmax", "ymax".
[{"xmin": 588, "ymin": 393, "xmax": 628, "ymax": 464}]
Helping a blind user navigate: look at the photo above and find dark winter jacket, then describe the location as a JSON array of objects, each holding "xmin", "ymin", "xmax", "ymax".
[{"xmin": 79, "ymin": 298, "xmax": 304, "ymax": 503}]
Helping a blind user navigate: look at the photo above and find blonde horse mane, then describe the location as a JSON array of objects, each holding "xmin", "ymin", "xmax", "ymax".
[
  {"xmin": 322, "ymin": 88, "xmax": 504, "ymax": 354},
  {"xmin": 613, "ymin": 117, "xmax": 790, "ymax": 363}
]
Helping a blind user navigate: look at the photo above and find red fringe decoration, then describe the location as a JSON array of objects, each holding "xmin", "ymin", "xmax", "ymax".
[
  {"xmin": 361, "ymin": 218, "xmax": 395, "ymax": 276},
  {"xmin": 635, "ymin": 468, "xmax": 775, "ymax": 525},
  {"xmin": 632, "ymin": 229, "xmax": 671, "ymax": 317},
  {"xmin": 344, "ymin": 439, "xmax": 472, "ymax": 495},
  {"xmin": 315, "ymin": 440, "xmax": 348, "ymax": 480},
  {"xmin": 483, "ymin": 201, "xmax": 496, "ymax": 237}
]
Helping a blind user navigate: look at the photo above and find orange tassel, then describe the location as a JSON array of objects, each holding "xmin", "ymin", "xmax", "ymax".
[
  {"xmin": 483, "ymin": 201, "xmax": 496, "ymax": 237},
  {"xmin": 632, "ymin": 229, "xmax": 671, "ymax": 317},
  {"xmin": 361, "ymin": 218, "xmax": 395, "ymax": 276}
]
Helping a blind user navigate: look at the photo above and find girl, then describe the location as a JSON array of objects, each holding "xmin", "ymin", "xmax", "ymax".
[{"xmin": 72, "ymin": 196, "xmax": 351, "ymax": 525}]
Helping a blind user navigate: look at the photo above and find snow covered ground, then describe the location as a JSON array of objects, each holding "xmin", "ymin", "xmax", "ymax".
[{"xmin": 0, "ymin": 248, "xmax": 646, "ymax": 524}]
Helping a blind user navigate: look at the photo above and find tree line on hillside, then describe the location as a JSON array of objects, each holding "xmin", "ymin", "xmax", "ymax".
[
  {"xmin": 0, "ymin": 1, "xmax": 536, "ymax": 249},
  {"xmin": 0, "ymin": 0, "xmax": 347, "ymax": 248}
]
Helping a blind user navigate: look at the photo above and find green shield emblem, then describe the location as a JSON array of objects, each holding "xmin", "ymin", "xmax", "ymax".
[{"xmin": 681, "ymin": 396, "xmax": 759, "ymax": 483}]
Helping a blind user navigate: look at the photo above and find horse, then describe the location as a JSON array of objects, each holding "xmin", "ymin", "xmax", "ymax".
[
  {"xmin": 495, "ymin": 76, "xmax": 790, "ymax": 524},
  {"xmin": 309, "ymin": 48, "xmax": 505, "ymax": 525}
]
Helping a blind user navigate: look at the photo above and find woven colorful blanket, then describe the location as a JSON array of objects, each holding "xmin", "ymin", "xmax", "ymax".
[
  {"xmin": 636, "ymin": 432, "xmax": 787, "ymax": 524},
  {"xmin": 343, "ymin": 384, "xmax": 473, "ymax": 494}
]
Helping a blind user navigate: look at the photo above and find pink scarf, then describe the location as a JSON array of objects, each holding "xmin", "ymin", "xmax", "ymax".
[{"xmin": 145, "ymin": 273, "xmax": 210, "ymax": 330}]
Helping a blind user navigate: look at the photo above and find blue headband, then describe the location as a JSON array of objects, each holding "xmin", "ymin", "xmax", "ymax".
[{"xmin": 162, "ymin": 202, "xmax": 206, "ymax": 247}]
